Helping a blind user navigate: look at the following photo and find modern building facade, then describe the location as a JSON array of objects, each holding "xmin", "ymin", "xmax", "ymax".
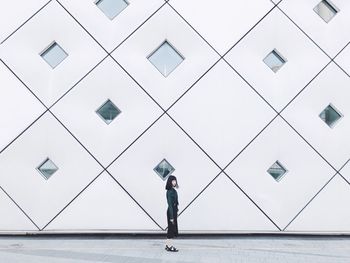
[{"xmin": 0, "ymin": 0, "xmax": 349, "ymax": 234}]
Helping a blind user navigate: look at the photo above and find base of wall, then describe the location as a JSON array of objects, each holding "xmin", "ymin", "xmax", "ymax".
[{"xmin": 1, "ymin": 230, "xmax": 350, "ymax": 236}]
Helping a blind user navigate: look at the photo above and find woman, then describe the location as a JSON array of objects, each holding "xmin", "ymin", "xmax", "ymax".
[{"xmin": 165, "ymin": 175, "xmax": 179, "ymax": 252}]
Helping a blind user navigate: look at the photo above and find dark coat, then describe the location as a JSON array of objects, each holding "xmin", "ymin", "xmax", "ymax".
[
  {"xmin": 166, "ymin": 188, "xmax": 178, "ymax": 220},
  {"xmin": 166, "ymin": 187, "xmax": 179, "ymax": 238}
]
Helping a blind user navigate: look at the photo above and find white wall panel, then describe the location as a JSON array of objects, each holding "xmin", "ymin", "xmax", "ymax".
[
  {"xmin": 281, "ymin": 63, "xmax": 350, "ymax": 170},
  {"xmin": 225, "ymin": 8, "xmax": 330, "ymax": 112},
  {"xmin": 334, "ymin": 43, "xmax": 350, "ymax": 76},
  {"xmin": 279, "ymin": 0, "xmax": 350, "ymax": 57},
  {"xmin": 170, "ymin": 0, "xmax": 274, "ymax": 55},
  {"xmin": 0, "ymin": 1, "xmax": 106, "ymax": 107},
  {"xmin": 112, "ymin": 4, "xmax": 219, "ymax": 109},
  {"xmin": 340, "ymin": 160, "xmax": 350, "ymax": 183},
  {"xmin": 224, "ymin": 116, "xmax": 336, "ymax": 230},
  {"xmin": 178, "ymin": 173, "xmax": 278, "ymax": 232},
  {"xmin": 286, "ymin": 175, "xmax": 350, "ymax": 232},
  {"xmin": 51, "ymin": 57, "xmax": 163, "ymax": 167},
  {"xmin": 0, "ymin": 61, "xmax": 45, "ymax": 152},
  {"xmin": 0, "ymin": 188, "xmax": 37, "ymax": 231},
  {"xmin": 107, "ymin": 115, "xmax": 221, "ymax": 230},
  {"xmin": 0, "ymin": 0, "xmax": 349, "ymax": 234},
  {"xmin": 168, "ymin": 60, "xmax": 276, "ymax": 168},
  {"xmin": 0, "ymin": 0, "xmax": 48, "ymax": 43},
  {"xmin": 0, "ymin": 113, "xmax": 103, "ymax": 229},
  {"xmin": 59, "ymin": 0, "xmax": 165, "ymax": 52},
  {"xmin": 45, "ymin": 171, "xmax": 160, "ymax": 231}
]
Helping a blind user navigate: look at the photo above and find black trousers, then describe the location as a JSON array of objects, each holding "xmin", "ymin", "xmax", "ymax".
[{"xmin": 166, "ymin": 207, "xmax": 178, "ymax": 239}]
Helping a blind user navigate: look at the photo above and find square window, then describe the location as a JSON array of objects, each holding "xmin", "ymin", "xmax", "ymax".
[
  {"xmin": 96, "ymin": 99, "xmax": 122, "ymax": 125},
  {"xmin": 147, "ymin": 40, "xmax": 185, "ymax": 77},
  {"xmin": 263, "ymin": 49, "xmax": 287, "ymax": 73},
  {"xmin": 40, "ymin": 42, "xmax": 68, "ymax": 69},
  {"xmin": 36, "ymin": 158, "xmax": 59, "ymax": 180},
  {"xmin": 267, "ymin": 161, "xmax": 287, "ymax": 182},
  {"xmin": 319, "ymin": 103, "xmax": 343, "ymax": 128},
  {"xmin": 95, "ymin": 0, "xmax": 129, "ymax": 20},
  {"xmin": 313, "ymin": 0, "xmax": 339, "ymax": 23},
  {"xmin": 153, "ymin": 158, "xmax": 175, "ymax": 180}
]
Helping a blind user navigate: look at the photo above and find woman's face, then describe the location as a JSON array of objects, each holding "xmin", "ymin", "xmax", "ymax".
[{"xmin": 171, "ymin": 179, "xmax": 177, "ymax": 187}]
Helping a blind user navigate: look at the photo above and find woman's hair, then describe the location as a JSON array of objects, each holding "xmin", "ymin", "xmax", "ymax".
[{"xmin": 165, "ymin": 175, "xmax": 179, "ymax": 190}]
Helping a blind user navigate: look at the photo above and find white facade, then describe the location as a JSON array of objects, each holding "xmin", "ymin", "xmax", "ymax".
[{"xmin": 0, "ymin": 0, "xmax": 349, "ymax": 234}]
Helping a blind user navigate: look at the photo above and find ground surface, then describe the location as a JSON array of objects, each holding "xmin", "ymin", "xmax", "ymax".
[{"xmin": 0, "ymin": 234, "xmax": 349, "ymax": 262}]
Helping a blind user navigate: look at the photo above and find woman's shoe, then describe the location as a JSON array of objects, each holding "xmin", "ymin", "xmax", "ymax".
[{"xmin": 167, "ymin": 246, "xmax": 178, "ymax": 252}]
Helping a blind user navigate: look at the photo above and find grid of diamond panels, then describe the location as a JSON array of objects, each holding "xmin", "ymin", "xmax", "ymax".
[{"xmin": 0, "ymin": 0, "xmax": 349, "ymax": 233}]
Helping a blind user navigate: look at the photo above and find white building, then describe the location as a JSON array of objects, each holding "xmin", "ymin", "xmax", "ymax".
[{"xmin": 0, "ymin": 0, "xmax": 349, "ymax": 234}]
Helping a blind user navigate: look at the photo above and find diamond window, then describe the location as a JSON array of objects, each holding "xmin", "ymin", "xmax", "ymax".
[
  {"xmin": 267, "ymin": 161, "xmax": 287, "ymax": 182},
  {"xmin": 153, "ymin": 159, "xmax": 175, "ymax": 180},
  {"xmin": 40, "ymin": 42, "xmax": 68, "ymax": 69},
  {"xmin": 319, "ymin": 103, "xmax": 343, "ymax": 128},
  {"xmin": 147, "ymin": 40, "xmax": 185, "ymax": 77},
  {"xmin": 263, "ymin": 49, "xmax": 287, "ymax": 73},
  {"xmin": 36, "ymin": 158, "xmax": 59, "ymax": 180},
  {"xmin": 95, "ymin": 0, "xmax": 129, "ymax": 20},
  {"xmin": 96, "ymin": 99, "xmax": 121, "ymax": 125},
  {"xmin": 313, "ymin": 0, "xmax": 339, "ymax": 23}
]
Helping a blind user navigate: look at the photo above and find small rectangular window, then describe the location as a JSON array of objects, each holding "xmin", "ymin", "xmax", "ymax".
[
  {"xmin": 319, "ymin": 103, "xmax": 343, "ymax": 128},
  {"xmin": 96, "ymin": 99, "xmax": 122, "ymax": 125},
  {"xmin": 263, "ymin": 49, "xmax": 287, "ymax": 73},
  {"xmin": 95, "ymin": 0, "xmax": 129, "ymax": 20},
  {"xmin": 147, "ymin": 40, "xmax": 185, "ymax": 77},
  {"xmin": 267, "ymin": 161, "xmax": 287, "ymax": 182},
  {"xmin": 154, "ymin": 159, "xmax": 175, "ymax": 180},
  {"xmin": 36, "ymin": 158, "xmax": 59, "ymax": 180},
  {"xmin": 40, "ymin": 42, "xmax": 68, "ymax": 69},
  {"xmin": 313, "ymin": 0, "xmax": 339, "ymax": 23}
]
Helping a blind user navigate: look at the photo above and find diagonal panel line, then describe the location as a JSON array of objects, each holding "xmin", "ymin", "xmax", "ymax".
[
  {"xmin": 283, "ymin": 158, "xmax": 350, "ymax": 231},
  {"xmin": 1, "ymin": 0, "xmax": 346, "ymax": 235},
  {"xmin": 222, "ymin": 57, "xmax": 279, "ymax": 114},
  {"xmin": 221, "ymin": 5, "xmax": 278, "ymax": 58},
  {"xmin": 57, "ymin": 0, "xmax": 168, "ymax": 56},
  {"xmin": 165, "ymin": 113, "xmax": 223, "ymax": 170},
  {"xmin": 1, "ymin": 0, "xmax": 281, "ymax": 233},
  {"xmin": 55, "ymin": 0, "xmax": 108, "ymax": 54},
  {"xmin": 275, "ymin": 4, "xmax": 350, "ymax": 80},
  {"xmin": 0, "ymin": 186, "xmax": 40, "ymax": 230},
  {"xmin": 41, "ymin": 112, "xmax": 166, "ymax": 231},
  {"xmin": 0, "ymin": 110, "xmax": 47, "ymax": 156},
  {"xmin": 42, "ymin": 168, "xmax": 164, "ymax": 231},
  {"xmin": 0, "ymin": 0, "xmax": 52, "ymax": 45},
  {"xmin": 168, "ymin": 172, "xmax": 281, "ymax": 232},
  {"xmin": 278, "ymin": 61, "xmax": 332, "ymax": 114},
  {"xmin": 279, "ymin": 114, "xmax": 338, "ymax": 173},
  {"xmin": 109, "ymin": 2, "xmax": 169, "ymax": 54},
  {"xmin": 41, "ymin": 170, "xmax": 104, "ymax": 230},
  {"xmin": 167, "ymin": 1, "xmax": 278, "ymax": 58},
  {"xmin": 104, "ymin": 113, "xmax": 165, "ymax": 171},
  {"xmin": 223, "ymin": 172, "xmax": 282, "ymax": 231},
  {"xmin": 164, "ymin": 113, "xmax": 282, "ymax": 229},
  {"xmin": 270, "ymin": 0, "xmax": 283, "ymax": 6},
  {"xmin": 275, "ymin": 5, "xmax": 332, "ymax": 60},
  {"xmin": 106, "ymin": 170, "xmax": 164, "ymax": 231},
  {"xmin": 49, "ymin": 110, "xmax": 105, "ymax": 169},
  {"xmin": 48, "ymin": 54, "xmax": 109, "ymax": 110},
  {"xmin": 0, "ymin": 60, "xmax": 47, "ymax": 110},
  {"xmin": 337, "ymin": 159, "xmax": 350, "ymax": 185},
  {"xmin": 221, "ymin": 115, "xmax": 279, "ymax": 171},
  {"xmin": 165, "ymin": 172, "xmax": 221, "ymax": 231},
  {"xmin": 0, "ymin": 0, "xmax": 172, "ymax": 231}
]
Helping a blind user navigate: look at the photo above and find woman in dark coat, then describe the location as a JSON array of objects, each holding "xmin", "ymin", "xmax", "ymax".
[{"xmin": 165, "ymin": 175, "xmax": 179, "ymax": 252}]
